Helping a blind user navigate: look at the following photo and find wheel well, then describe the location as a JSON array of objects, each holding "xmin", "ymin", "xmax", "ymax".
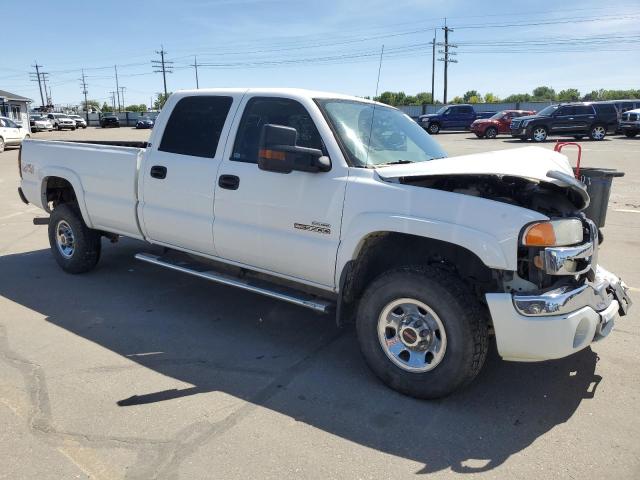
[
  {"xmin": 44, "ymin": 176, "xmax": 77, "ymax": 209},
  {"xmin": 339, "ymin": 232, "xmax": 496, "ymax": 317}
]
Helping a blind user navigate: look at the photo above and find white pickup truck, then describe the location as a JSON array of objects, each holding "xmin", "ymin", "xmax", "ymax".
[{"xmin": 17, "ymin": 88, "xmax": 632, "ymax": 399}]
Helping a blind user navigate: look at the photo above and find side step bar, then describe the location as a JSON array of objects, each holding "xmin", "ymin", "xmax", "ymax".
[{"xmin": 135, "ymin": 253, "xmax": 334, "ymax": 314}]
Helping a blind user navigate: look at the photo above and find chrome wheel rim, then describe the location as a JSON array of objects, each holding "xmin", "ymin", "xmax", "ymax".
[
  {"xmin": 592, "ymin": 126, "xmax": 605, "ymax": 140},
  {"xmin": 55, "ymin": 220, "xmax": 75, "ymax": 259},
  {"xmin": 428, "ymin": 124, "xmax": 438, "ymax": 134},
  {"xmin": 533, "ymin": 128, "xmax": 547, "ymax": 141},
  {"xmin": 486, "ymin": 128, "xmax": 497, "ymax": 138},
  {"xmin": 377, "ymin": 298, "xmax": 447, "ymax": 373}
]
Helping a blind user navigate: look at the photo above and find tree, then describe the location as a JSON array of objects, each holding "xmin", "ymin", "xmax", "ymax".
[
  {"xmin": 101, "ymin": 102, "xmax": 112, "ymax": 112},
  {"xmin": 81, "ymin": 99, "xmax": 101, "ymax": 111},
  {"xmin": 125, "ymin": 104, "xmax": 149, "ymax": 113},
  {"xmin": 503, "ymin": 93, "xmax": 531, "ymax": 103},
  {"xmin": 153, "ymin": 92, "xmax": 172, "ymax": 110},
  {"xmin": 463, "ymin": 90, "xmax": 482, "ymax": 103},
  {"xmin": 484, "ymin": 92, "xmax": 500, "ymax": 103},
  {"xmin": 451, "ymin": 96, "xmax": 464, "ymax": 104},
  {"xmin": 532, "ymin": 86, "xmax": 556, "ymax": 101},
  {"xmin": 557, "ymin": 88, "xmax": 581, "ymax": 102},
  {"xmin": 414, "ymin": 92, "xmax": 433, "ymax": 104},
  {"xmin": 467, "ymin": 95, "xmax": 483, "ymax": 104}
]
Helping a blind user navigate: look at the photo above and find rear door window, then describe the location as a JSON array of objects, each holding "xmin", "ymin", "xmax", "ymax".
[
  {"xmin": 231, "ymin": 97, "xmax": 324, "ymax": 164},
  {"xmin": 159, "ymin": 95, "xmax": 233, "ymax": 158},
  {"xmin": 574, "ymin": 105, "xmax": 594, "ymax": 115}
]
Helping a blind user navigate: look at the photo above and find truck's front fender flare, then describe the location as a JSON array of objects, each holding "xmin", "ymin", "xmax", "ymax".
[
  {"xmin": 335, "ymin": 213, "xmax": 511, "ymax": 288},
  {"xmin": 39, "ymin": 167, "xmax": 94, "ymax": 228}
]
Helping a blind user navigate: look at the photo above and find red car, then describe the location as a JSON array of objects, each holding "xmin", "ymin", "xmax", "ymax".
[{"xmin": 470, "ymin": 110, "xmax": 535, "ymax": 139}]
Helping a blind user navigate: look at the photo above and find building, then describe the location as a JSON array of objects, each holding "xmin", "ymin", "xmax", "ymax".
[{"xmin": 0, "ymin": 89, "xmax": 32, "ymax": 127}]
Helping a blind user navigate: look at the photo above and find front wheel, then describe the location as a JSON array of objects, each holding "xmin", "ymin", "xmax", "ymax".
[
  {"xmin": 427, "ymin": 123, "xmax": 440, "ymax": 134},
  {"xmin": 356, "ymin": 267, "xmax": 488, "ymax": 399},
  {"xmin": 531, "ymin": 126, "xmax": 548, "ymax": 142},
  {"xmin": 48, "ymin": 204, "xmax": 102, "ymax": 274},
  {"xmin": 485, "ymin": 126, "xmax": 498, "ymax": 139},
  {"xmin": 590, "ymin": 125, "xmax": 606, "ymax": 141}
]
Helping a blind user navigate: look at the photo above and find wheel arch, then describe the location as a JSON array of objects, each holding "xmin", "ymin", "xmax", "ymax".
[{"xmin": 40, "ymin": 169, "xmax": 93, "ymax": 228}]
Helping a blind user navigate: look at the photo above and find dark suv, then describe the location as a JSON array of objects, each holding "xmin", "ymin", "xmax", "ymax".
[
  {"xmin": 510, "ymin": 102, "xmax": 617, "ymax": 142},
  {"xmin": 100, "ymin": 115, "xmax": 120, "ymax": 128}
]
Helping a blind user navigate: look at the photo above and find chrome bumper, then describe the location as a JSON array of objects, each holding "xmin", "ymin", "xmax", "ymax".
[{"xmin": 513, "ymin": 266, "xmax": 632, "ymax": 317}]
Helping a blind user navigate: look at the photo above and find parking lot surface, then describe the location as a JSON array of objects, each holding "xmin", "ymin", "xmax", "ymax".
[{"xmin": 1, "ymin": 127, "xmax": 639, "ymax": 479}]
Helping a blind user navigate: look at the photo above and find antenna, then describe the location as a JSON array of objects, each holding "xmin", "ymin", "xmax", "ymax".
[{"xmin": 366, "ymin": 44, "xmax": 385, "ymax": 166}]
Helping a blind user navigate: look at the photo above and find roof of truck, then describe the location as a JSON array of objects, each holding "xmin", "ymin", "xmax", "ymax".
[{"xmin": 172, "ymin": 87, "xmax": 382, "ymax": 104}]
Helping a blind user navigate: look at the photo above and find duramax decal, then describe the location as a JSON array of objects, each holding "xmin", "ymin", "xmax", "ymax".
[{"xmin": 294, "ymin": 221, "xmax": 331, "ymax": 235}]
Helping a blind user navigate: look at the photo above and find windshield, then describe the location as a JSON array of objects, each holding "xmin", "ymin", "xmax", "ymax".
[
  {"xmin": 537, "ymin": 105, "xmax": 558, "ymax": 116},
  {"xmin": 490, "ymin": 111, "xmax": 506, "ymax": 119},
  {"xmin": 316, "ymin": 99, "xmax": 447, "ymax": 167},
  {"xmin": 435, "ymin": 106, "xmax": 448, "ymax": 115}
]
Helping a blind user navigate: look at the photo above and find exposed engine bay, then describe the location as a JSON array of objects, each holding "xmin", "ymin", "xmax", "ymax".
[{"xmin": 399, "ymin": 173, "xmax": 587, "ymax": 217}]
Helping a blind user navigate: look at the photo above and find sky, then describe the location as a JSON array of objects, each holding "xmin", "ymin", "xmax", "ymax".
[{"xmin": 2, "ymin": 0, "xmax": 639, "ymax": 108}]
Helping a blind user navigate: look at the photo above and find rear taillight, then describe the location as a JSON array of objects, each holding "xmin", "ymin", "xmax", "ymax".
[{"xmin": 18, "ymin": 144, "xmax": 23, "ymax": 178}]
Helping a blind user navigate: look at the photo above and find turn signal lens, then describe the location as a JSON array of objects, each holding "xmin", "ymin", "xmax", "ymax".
[
  {"xmin": 523, "ymin": 223, "xmax": 556, "ymax": 246},
  {"xmin": 522, "ymin": 219, "xmax": 583, "ymax": 247}
]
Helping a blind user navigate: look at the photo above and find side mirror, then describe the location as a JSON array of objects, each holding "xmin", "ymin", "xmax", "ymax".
[{"xmin": 258, "ymin": 124, "xmax": 330, "ymax": 174}]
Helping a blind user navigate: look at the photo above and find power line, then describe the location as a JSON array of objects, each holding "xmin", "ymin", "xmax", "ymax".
[{"xmin": 152, "ymin": 46, "xmax": 173, "ymax": 98}]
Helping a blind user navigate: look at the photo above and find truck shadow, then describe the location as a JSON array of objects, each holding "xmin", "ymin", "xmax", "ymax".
[{"xmin": 0, "ymin": 240, "xmax": 601, "ymax": 474}]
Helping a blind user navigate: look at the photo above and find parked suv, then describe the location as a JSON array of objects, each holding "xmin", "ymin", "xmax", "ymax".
[
  {"xmin": 68, "ymin": 114, "xmax": 87, "ymax": 129},
  {"xmin": 418, "ymin": 104, "xmax": 493, "ymax": 134},
  {"xmin": 619, "ymin": 108, "xmax": 640, "ymax": 137},
  {"xmin": 100, "ymin": 115, "xmax": 120, "ymax": 128},
  {"xmin": 470, "ymin": 110, "xmax": 535, "ymax": 139},
  {"xmin": 47, "ymin": 113, "xmax": 76, "ymax": 131},
  {"xmin": 510, "ymin": 102, "xmax": 617, "ymax": 142}
]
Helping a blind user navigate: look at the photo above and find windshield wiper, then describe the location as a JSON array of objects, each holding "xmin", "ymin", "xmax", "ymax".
[{"xmin": 378, "ymin": 160, "xmax": 415, "ymax": 166}]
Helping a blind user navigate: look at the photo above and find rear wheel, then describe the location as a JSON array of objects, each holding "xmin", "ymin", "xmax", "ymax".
[
  {"xmin": 485, "ymin": 126, "xmax": 498, "ymax": 139},
  {"xmin": 48, "ymin": 204, "xmax": 101, "ymax": 274},
  {"xmin": 428, "ymin": 123, "xmax": 440, "ymax": 134},
  {"xmin": 356, "ymin": 266, "xmax": 488, "ymax": 399},
  {"xmin": 590, "ymin": 125, "xmax": 606, "ymax": 141},
  {"xmin": 531, "ymin": 126, "xmax": 548, "ymax": 142}
]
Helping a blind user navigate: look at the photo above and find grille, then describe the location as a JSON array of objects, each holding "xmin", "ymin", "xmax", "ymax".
[{"xmin": 510, "ymin": 120, "xmax": 521, "ymax": 129}]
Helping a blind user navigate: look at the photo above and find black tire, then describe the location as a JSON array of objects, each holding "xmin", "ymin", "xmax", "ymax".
[
  {"xmin": 474, "ymin": 133, "xmax": 483, "ymax": 138},
  {"xmin": 48, "ymin": 204, "xmax": 101, "ymax": 274},
  {"xmin": 56, "ymin": 124, "xmax": 61, "ymax": 131},
  {"xmin": 624, "ymin": 131, "xmax": 637, "ymax": 138},
  {"xmin": 427, "ymin": 122, "xmax": 440, "ymax": 134},
  {"xmin": 356, "ymin": 266, "xmax": 488, "ymax": 399},
  {"xmin": 589, "ymin": 124, "xmax": 606, "ymax": 141},
  {"xmin": 518, "ymin": 136, "xmax": 527, "ymax": 141},
  {"xmin": 0, "ymin": 137, "xmax": 5, "ymax": 153},
  {"xmin": 485, "ymin": 126, "xmax": 498, "ymax": 139}
]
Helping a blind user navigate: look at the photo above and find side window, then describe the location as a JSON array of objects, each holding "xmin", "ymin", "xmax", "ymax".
[
  {"xmin": 231, "ymin": 97, "xmax": 324, "ymax": 164},
  {"xmin": 442, "ymin": 108, "xmax": 452, "ymax": 116},
  {"xmin": 574, "ymin": 105, "xmax": 593, "ymax": 115},
  {"xmin": 555, "ymin": 106, "xmax": 574, "ymax": 116},
  {"xmin": 159, "ymin": 95, "xmax": 233, "ymax": 158},
  {"xmin": 461, "ymin": 106, "xmax": 474, "ymax": 114}
]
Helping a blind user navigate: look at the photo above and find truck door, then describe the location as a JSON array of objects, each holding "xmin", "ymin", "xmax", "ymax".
[
  {"xmin": 572, "ymin": 104, "xmax": 595, "ymax": 134},
  {"xmin": 440, "ymin": 107, "xmax": 456, "ymax": 129},
  {"xmin": 212, "ymin": 95, "xmax": 347, "ymax": 288},
  {"xmin": 550, "ymin": 106, "xmax": 575, "ymax": 134},
  {"xmin": 458, "ymin": 106, "xmax": 475, "ymax": 128},
  {"xmin": 139, "ymin": 94, "xmax": 240, "ymax": 255}
]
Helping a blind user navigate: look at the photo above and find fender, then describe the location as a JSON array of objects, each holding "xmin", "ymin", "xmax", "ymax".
[
  {"xmin": 38, "ymin": 166, "xmax": 94, "ymax": 228},
  {"xmin": 335, "ymin": 212, "xmax": 515, "ymax": 289}
]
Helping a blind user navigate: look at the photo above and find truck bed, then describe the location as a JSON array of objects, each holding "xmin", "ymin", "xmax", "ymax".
[{"xmin": 20, "ymin": 139, "xmax": 145, "ymax": 239}]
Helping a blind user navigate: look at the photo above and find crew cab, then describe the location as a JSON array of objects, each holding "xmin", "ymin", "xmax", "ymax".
[
  {"xmin": 619, "ymin": 108, "xmax": 640, "ymax": 138},
  {"xmin": 0, "ymin": 116, "xmax": 30, "ymax": 153},
  {"xmin": 510, "ymin": 102, "xmax": 618, "ymax": 142},
  {"xmin": 418, "ymin": 104, "xmax": 493, "ymax": 134},
  {"xmin": 17, "ymin": 88, "xmax": 632, "ymax": 399},
  {"xmin": 46, "ymin": 113, "xmax": 76, "ymax": 131},
  {"xmin": 470, "ymin": 110, "xmax": 535, "ymax": 139}
]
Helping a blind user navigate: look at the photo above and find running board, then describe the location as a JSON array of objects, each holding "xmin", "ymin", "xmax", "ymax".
[{"xmin": 134, "ymin": 253, "xmax": 334, "ymax": 314}]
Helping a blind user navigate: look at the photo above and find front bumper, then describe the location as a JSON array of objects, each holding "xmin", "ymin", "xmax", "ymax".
[
  {"xmin": 511, "ymin": 127, "xmax": 530, "ymax": 137},
  {"xmin": 486, "ymin": 266, "xmax": 631, "ymax": 362}
]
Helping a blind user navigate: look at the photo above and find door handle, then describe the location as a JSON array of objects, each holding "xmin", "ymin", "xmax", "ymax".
[
  {"xmin": 150, "ymin": 165, "xmax": 167, "ymax": 179},
  {"xmin": 218, "ymin": 174, "xmax": 240, "ymax": 190}
]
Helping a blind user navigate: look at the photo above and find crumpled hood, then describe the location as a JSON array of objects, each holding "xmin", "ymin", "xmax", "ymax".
[{"xmin": 377, "ymin": 146, "xmax": 581, "ymax": 187}]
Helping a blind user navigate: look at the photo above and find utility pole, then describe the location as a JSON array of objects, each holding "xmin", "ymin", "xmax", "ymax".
[
  {"xmin": 437, "ymin": 19, "xmax": 457, "ymax": 104},
  {"xmin": 152, "ymin": 45, "xmax": 173, "ymax": 99},
  {"xmin": 42, "ymin": 73, "xmax": 52, "ymax": 106},
  {"xmin": 30, "ymin": 62, "xmax": 46, "ymax": 108},
  {"xmin": 109, "ymin": 91, "xmax": 116, "ymax": 111},
  {"xmin": 431, "ymin": 29, "xmax": 436, "ymax": 104},
  {"xmin": 114, "ymin": 65, "xmax": 121, "ymax": 112},
  {"xmin": 80, "ymin": 70, "xmax": 89, "ymax": 120},
  {"xmin": 192, "ymin": 55, "xmax": 200, "ymax": 89},
  {"xmin": 119, "ymin": 86, "xmax": 126, "ymax": 110}
]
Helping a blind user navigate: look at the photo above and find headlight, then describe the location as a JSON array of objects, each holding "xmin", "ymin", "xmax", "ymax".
[{"xmin": 522, "ymin": 219, "xmax": 583, "ymax": 247}]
